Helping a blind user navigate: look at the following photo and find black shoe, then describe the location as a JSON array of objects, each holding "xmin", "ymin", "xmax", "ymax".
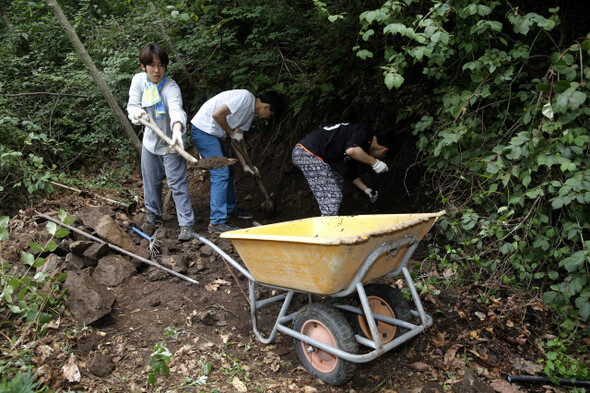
[
  {"xmin": 229, "ymin": 208, "xmax": 253, "ymax": 220},
  {"xmin": 208, "ymin": 222, "xmax": 240, "ymax": 234},
  {"xmin": 146, "ymin": 210, "xmax": 163, "ymax": 226}
]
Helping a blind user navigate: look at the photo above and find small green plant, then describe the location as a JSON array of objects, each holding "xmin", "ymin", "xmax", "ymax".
[
  {"xmin": 0, "ymin": 212, "xmax": 73, "ymax": 392},
  {"xmin": 0, "ymin": 371, "xmax": 47, "ymax": 393},
  {"xmin": 1, "ymin": 210, "xmax": 71, "ymax": 328},
  {"xmin": 147, "ymin": 341, "xmax": 172, "ymax": 386},
  {"xmin": 164, "ymin": 325, "xmax": 183, "ymax": 339},
  {"xmin": 540, "ymin": 336, "xmax": 589, "ymax": 385}
]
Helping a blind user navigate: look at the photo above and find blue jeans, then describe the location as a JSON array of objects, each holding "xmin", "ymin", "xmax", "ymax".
[{"xmin": 190, "ymin": 126, "xmax": 237, "ymax": 225}]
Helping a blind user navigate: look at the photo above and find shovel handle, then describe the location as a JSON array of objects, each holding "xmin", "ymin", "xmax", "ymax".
[
  {"xmin": 135, "ymin": 116, "xmax": 198, "ymax": 163},
  {"xmin": 230, "ymin": 140, "xmax": 271, "ymax": 200}
]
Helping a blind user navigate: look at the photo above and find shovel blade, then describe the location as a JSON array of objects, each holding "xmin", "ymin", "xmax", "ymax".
[{"xmin": 188, "ymin": 157, "xmax": 237, "ymax": 170}]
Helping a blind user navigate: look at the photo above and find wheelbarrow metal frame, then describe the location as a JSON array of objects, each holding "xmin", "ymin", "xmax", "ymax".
[{"xmin": 195, "ymin": 231, "xmax": 433, "ymax": 364}]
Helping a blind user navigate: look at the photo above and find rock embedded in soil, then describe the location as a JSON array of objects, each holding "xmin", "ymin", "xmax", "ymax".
[
  {"xmin": 64, "ymin": 272, "xmax": 115, "ymax": 325},
  {"xmin": 92, "ymin": 255, "xmax": 136, "ymax": 287},
  {"xmin": 88, "ymin": 353, "xmax": 114, "ymax": 377}
]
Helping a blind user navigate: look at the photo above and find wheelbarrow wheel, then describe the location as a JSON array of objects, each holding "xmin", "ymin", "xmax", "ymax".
[
  {"xmin": 293, "ymin": 303, "xmax": 358, "ymax": 386},
  {"xmin": 352, "ymin": 284, "xmax": 412, "ymax": 344}
]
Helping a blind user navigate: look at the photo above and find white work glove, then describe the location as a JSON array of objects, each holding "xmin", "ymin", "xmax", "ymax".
[
  {"xmin": 171, "ymin": 128, "xmax": 184, "ymax": 150},
  {"xmin": 244, "ymin": 165, "xmax": 259, "ymax": 176},
  {"xmin": 230, "ymin": 130, "xmax": 244, "ymax": 142},
  {"xmin": 365, "ymin": 188, "xmax": 378, "ymax": 203},
  {"xmin": 372, "ymin": 159, "xmax": 389, "ymax": 174},
  {"xmin": 132, "ymin": 110, "xmax": 147, "ymax": 125}
]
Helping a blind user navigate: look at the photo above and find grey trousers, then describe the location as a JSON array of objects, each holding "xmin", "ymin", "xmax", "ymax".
[
  {"xmin": 292, "ymin": 144, "xmax": 344, "ymax": 216},
  {"xmin": 141, "ymin": 145, "xmax": 195, "ymax": 226}
]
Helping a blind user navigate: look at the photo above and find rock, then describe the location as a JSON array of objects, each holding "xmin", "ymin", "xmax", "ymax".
[
  {"xmin": 64, "ymin": 272, "xmax": 115, "ymax": 325},
  {"xmin": 200, "ymin": 244, "xmax": 214, "ymax": 257},
  {"xmin": 161, "ymin": 254, "xmax": 188, "ymax": 273},
  {"xmin": 36, "ymin": 254, "xmax": 64, "ymax": 276},
  {"xmin": 92, "ymin": 255, "xmax": 136, "ymax": 287},
  {"xmin": 147, "ymin": 266, "xmax": 169, "ymax": 281},
  {"xmin": 69, "ymin": 240, "xmax": 94, "ymax": 256},
  {"xmin": 65, "ymin": 253, "xmax": 85, "ymax": 270},
  {"xmin": 88, "ymin": 353, "xmax": 114, "ymax": 377},
  {"xmin": 83, "ymin": 243, "xmax": 110, "ymax": 267},
  {"xmin": 76, "ymin": 206, "xmax": 114, "ymax": 229},
  {"xmin": 95, "ymin": 215, "xmax": 136, "ymax": 253},
  {"xmin": 454, "ymin": 369, "xmax": 495, "ymax": 393}
]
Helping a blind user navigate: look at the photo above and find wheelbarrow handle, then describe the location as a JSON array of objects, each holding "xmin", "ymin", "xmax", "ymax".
[{"xmin": 132, "ymin": 226, "xmax": 152, "ymax": 241}]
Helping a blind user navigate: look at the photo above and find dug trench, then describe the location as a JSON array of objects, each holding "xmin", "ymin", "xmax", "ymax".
[{"xmin": 0, "ymin": 145, "xmax": 558, "ymax": 393}]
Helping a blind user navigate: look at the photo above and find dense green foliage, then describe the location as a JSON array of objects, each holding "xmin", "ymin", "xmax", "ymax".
[
  {"xmin": 0, "ymin": 0, "xmax": 588, "ymax": 384},
  {"xmin": 353, "ymin": 0, "xmax": 589, "ymax": 325}
]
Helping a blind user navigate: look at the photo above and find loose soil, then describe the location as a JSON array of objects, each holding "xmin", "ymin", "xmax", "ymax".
[{"xmin": 0, "ymin": 147, "xmax": 568, "ymax": 393}]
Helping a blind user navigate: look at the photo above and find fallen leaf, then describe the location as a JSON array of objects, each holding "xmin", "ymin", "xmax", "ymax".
[
  {"xmin": 410, "ymin": 361, "xmax": 430, "ymax": 371},
  {"xmin": 469, "ymin": 330, "xmax": 480, "ymax": 340},
  {"xmin": 432, "ymin": 332, "xmax": 446, "ymax": 347},
  {"xmin": 205, "ymin": 283, "xmax": 220, "ymax": 291},
  {"xmin": 35, "ymin": 345, "xmax": 54, "ymax": 362},
  {"xmin": 62, "ymin": 354, "xmax": 80, "ymax": 383},
  {"xmin": 232, "ymin": 376, "xmax": 248, "ymax": 392},
  {"xmin": 490, "ymin": 379, "xmax": 523, "ymax": 393},
  {"xmin": 511, "ymin": 359, "xmax": 543, "ymax": 374}
]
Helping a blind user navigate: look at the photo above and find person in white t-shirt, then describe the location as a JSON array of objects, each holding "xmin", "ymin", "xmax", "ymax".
[{"xmin": 190, "ymin": 89, "xmax": 284, "ymax": 234}]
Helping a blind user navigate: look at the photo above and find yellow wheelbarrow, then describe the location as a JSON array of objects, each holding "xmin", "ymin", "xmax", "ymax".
[{"xmin": 193, "ymin": 211, "xmax": 445, "ymax": 386}]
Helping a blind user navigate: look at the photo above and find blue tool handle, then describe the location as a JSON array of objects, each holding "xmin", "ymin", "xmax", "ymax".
[{"xmin": 132, "ymin": 226, "xmax": 151, "ymax": 240}]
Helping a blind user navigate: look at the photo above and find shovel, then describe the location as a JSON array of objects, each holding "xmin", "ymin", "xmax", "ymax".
[
  {"xmin": 135, "ymin": 115, "xmax": 237, "ymax": 170},
  {"xmin": 230, "ymin": 139, "xmax": 274, "ymax": 214}
]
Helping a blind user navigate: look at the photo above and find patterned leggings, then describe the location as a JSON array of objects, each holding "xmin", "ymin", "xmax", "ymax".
[{"xmin": 292, "ymin": 144, "xmax": 344, "ymax": 216}]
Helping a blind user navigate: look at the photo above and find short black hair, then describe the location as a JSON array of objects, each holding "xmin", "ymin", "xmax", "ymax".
[
  {"xmin": 375, "ymin": 132, "xmax": 399, "ymax": 155},
  {"xmin": 139, "ymin": 44, "xmax": 169, "ymax": 67},
  {"xmin": 258, "ymin": 91, "xmax": 285, "ymax": 118}
]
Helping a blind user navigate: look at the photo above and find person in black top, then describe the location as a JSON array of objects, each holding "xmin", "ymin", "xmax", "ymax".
[{"xmin": 292, "ymin": 123, "xmax": 390, "ymax": 216}]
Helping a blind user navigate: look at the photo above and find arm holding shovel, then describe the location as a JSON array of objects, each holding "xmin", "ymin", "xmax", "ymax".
[{"xmin": 212, "ymin": 104, "xmax": 259, "ymax": 176}]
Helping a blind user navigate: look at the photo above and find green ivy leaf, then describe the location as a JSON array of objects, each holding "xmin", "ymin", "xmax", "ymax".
[
  {"xmin": 27, "ymin": 242, "xmax": 44, "ymax": 252},
  {"xmin": 32, "ymin": 257, "xmax": 46, "ymax": 269},
  {"xmin": 46, "ymin": 221, "xmax": 57, "ymax": 236},
  {"xmin": 542, "ymin": 102, "xmax": 554, "ymax": 119},
  {"xmin": 561, "ymin": 251, "xmax": 586, "ymax": 273},
  {"xmin": 22, "ymin": 251, "xmax": 35, "ymax": 266},
  {"xmin": 356, "ymin": 49, "xmax": 373, "ymax": 60},
  {"xmin": 55, "ymin": 228, "xmax": 69, "ymax": 239},
  {"xmin": 384, "ymin": 72, "xmax": 404, "ymax": 90}
]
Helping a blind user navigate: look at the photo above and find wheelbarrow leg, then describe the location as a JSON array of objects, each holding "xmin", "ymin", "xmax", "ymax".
[
  {"xmin": 249, "ymin": 279, "xmax": 295, "ymax": 344},
  {"xmin": 355, "ymin": 282, "xmax": 383, "ymax": 350},
  {"xmin": 402, "ymin": 266, "xmax": 431, "ymax": 328}
]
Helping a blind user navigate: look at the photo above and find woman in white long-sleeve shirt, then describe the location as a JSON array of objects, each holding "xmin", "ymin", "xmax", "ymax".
[{"xmin": 127, "ymin": 44, "xmax": 195, "ymax": 241}]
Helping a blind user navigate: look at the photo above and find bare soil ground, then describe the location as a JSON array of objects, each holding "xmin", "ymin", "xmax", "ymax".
[{"xmin": 0, "ymin": 149, "xmax": 567, "ymax": 393}]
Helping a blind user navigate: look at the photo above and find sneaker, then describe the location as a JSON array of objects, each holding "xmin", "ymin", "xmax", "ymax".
[
  {"xmin": 146, "ymin": 210, "xmax": 163, "ymax": 226},
  {"xmin": 229, "ymin": 208, "xmax": 253, "ymax": 220},
  {"xmin": 208, "ymin": 222, "xmax": 240, "ymax": 234},
  {"xmin": 178, "ymin": 226, "xmax": 196, "ymax": 241}
]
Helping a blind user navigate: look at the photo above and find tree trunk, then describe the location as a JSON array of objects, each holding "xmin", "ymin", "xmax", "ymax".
[{"xmin": 46, "ymin": 0, "xmax": 142, "ymax": 156}]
